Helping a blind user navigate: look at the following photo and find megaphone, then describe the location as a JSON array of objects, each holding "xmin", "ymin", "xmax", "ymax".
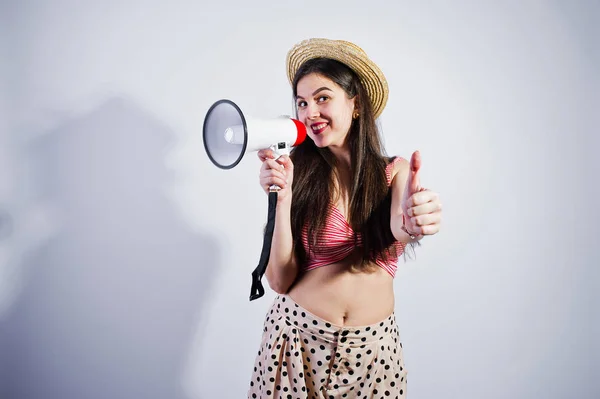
[
  {"xmin": 203, "ymin": 99, "xmax": 307, "ymax": 169},
  {"xmin": 202, "ymin": 99, "xmax": 307, "ymax": 302}
]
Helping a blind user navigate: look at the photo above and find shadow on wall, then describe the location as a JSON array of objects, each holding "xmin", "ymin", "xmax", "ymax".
[{"xmin": 0, "ymin": 97, "xmax": 219, "ymax": 399}]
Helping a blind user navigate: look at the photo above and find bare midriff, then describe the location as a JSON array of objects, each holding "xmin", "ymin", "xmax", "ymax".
[{"xmin": 287, "ymin": 255, "xmax": 395, "ymax": 327}]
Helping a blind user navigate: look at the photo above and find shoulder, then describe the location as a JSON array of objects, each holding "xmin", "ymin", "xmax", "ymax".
[{"xmin": 386, "ymin": 156, "xmax": 409, "ymax": 187}]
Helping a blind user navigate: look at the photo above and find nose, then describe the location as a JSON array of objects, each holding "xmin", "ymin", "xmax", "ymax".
[{"xmin": 307, "ymin": 102, "xmax": 319, "ymax": 120}]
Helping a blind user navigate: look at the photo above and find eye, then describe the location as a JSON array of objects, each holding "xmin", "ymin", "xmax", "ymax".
[
  {"xmin": 317, "ymin": 96, "xmax": 329, "ymax": 103},
  {"xmin": 297, "ymin": 100, "xmax": 307, "ymax": 108}
]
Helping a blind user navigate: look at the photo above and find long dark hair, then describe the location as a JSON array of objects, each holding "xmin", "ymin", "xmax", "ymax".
[{"xmin": 289, "ymin": 58, "xmax": 399, "ymax": 271}]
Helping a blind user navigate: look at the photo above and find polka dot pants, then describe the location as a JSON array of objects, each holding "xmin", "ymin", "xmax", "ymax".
[{"xmin": 248, "ymin": 294, "xmax": 408, "ymax": 398}]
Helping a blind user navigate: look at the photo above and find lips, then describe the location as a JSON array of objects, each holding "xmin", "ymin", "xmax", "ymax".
[{"xmin": 310, "ymin": 122, "xmax": 329, "ymax": 135}]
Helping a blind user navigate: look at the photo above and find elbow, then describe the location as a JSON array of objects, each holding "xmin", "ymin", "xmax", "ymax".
[
  {"xmin": 268, "ymin": 281, "xmax": 289, "ymax": 295},
  {"xmin": 265, "ymin": 260, "xmax": 297, "ymax": 294},
  {"xmin": 266, "ymin": 274, "xmax": 292, "ymax": 295}
]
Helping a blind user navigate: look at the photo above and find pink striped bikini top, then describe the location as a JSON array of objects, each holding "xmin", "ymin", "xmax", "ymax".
[{"xmin": 300, "ymin": 157, "xmax": 407, "ymax": 277}]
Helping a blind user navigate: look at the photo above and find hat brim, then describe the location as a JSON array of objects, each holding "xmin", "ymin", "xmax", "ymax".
[{"xmin": 286, "ymin": 38, "xmax": 389, "ymax": 119}]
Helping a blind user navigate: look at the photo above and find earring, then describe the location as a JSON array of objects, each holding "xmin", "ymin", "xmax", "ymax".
[{"xmin": 352, "ymin": 110, "xmax": 360, "ymax": 120}]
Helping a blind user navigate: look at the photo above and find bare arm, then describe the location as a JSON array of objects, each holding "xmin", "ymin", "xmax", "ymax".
[
  {"xmin": 257, "ymin": 149, "xmax": 299, "ymax": 294},
  {"xmin": 264, "ymin": 196, "xmax": 298, "ymax": 293}
]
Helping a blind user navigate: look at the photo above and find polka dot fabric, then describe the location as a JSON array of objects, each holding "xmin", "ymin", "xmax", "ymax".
[{"xmin": 248, "ymin": 295, "xmax": 408, "ymax": 398}]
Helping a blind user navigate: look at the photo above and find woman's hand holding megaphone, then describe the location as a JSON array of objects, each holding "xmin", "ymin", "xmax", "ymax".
[{"xmin": 258, "ymin": 149, "xmax": 294, "ymax": 203}]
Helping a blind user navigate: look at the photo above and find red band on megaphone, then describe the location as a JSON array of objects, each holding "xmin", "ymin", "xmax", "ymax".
[{"xmin": 291, "ymin": 119, "xmax": 307, "ymax": 147}]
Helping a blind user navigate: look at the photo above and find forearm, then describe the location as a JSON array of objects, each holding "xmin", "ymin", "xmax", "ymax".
[{"xmin": 265, "ymin": 197, "xmax": 298, "ymax": 293}]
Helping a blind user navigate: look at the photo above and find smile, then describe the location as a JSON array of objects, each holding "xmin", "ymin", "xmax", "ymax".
[{"xmin": 311, "ymin": 123, "xmax": 328, "ymax": 135}]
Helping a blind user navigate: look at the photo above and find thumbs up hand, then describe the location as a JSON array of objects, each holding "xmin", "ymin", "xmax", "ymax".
[{"xmin": 401, "ymin": 151, "xmax": 442, "ymax": 238}]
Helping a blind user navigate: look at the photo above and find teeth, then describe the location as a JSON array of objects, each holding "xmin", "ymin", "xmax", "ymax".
[{"xmin": 312, "ymin": 123, "xmax": 327, "ymax": 130}]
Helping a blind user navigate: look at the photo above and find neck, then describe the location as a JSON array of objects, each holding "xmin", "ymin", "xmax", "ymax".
[
  {"xmin": 328, "ymin": 145, "xmax": 353, "ymax": 202},
  {"xmin": 329, "ymin": 144, "xmax": 352, "ymax": 171}
]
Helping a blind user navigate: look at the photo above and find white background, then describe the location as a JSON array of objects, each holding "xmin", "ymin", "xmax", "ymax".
[{"xmin": 1, "ymin": 1, "xmax": 598, "ymax": 398}]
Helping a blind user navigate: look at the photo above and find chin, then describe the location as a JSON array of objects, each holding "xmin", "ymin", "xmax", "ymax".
[
  {"xmin": 313, "ymin": 138, "xmax": 331, "ymax": 148},
  {"xmin": 309, "ymin": 134, "xmax": 327, "ymax": 147}
]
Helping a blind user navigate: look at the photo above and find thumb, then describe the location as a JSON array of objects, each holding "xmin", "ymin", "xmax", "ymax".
[
  {"xmin": 276, "ymin": 154, "xmax": 294, "ymax": 172},
  {"xmin": 406, "ymin": 150, "xmax": 422, "ymax": 195}
]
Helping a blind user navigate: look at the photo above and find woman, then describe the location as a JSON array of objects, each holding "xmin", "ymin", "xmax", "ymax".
[{"xmin": 248, "ymin": 38, "xmax": 442, "ymax": 399}]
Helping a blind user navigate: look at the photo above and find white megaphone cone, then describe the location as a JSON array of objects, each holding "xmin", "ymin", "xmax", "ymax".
[{"xmin": 203, "ymin": 99, "xmax": 307, "ymax": 170}]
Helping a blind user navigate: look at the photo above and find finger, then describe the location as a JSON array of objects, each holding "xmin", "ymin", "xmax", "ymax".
[
  {"xmin": 420, "ymin": 223, "xmax": 441, "ymax": 235},
  {"xmin": 260, "ymin": 169, "xmax": 286, "ymax": 182},
  {"xmin": 265, "ymin": 159, "xmax": 286, "ymax": 173},
  {"xmin": 410, "ymin": 211, "xmax": 442, "ymax": 228},
  {"xmin": 275, "ymin": 155, "xmax": 294, "ymax": 171},
  {"xmin": 405, "ymin": 150, "xmax": 421, "ymax": 196},
  {"xmin": 262, "ymin": 176, "xmax": 287, "ymax": 190},
  {"xmin": 408, "ymin": 200, "xmax": 442, "ymax": 217},
  {"xmin": 407, "ymin": 189, "xmax": 438, "ymax": 208},
  {"xmin": 257, "ymin": 149, "xmax": 276, "ymax": 161}
]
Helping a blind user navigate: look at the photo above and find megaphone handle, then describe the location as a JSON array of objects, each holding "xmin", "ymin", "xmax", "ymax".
[
  {"xmin": 268, "ymin": 143, "xmax": 290, "ymax": 192},
  {"xmin": 250, "ymin": 190, "xmax": 278, "ymax": 301},
  {"xmin": 266, "ymin": 143, "xmax": 290, "ymax": 192}
]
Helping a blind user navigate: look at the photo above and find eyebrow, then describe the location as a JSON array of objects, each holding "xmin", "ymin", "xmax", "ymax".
[{"xmin": 296, "ymin": 86, "xmax": 333, "ymax": 100}]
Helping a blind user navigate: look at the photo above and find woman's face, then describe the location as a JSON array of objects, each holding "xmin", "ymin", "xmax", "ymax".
[{"xmin": 295, "ymin": 73, "xmax": 356, "ymax": 149}]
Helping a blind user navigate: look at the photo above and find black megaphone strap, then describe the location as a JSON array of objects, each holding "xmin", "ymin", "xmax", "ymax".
[{"xmin": 250, "ymin": 191, "xmax": 278, "ymax": 301}]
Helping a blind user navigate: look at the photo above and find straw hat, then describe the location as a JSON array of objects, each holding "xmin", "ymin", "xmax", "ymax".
[{"xmin": 286, "ymin": 38, "xmax": 389, "ymax": 119}]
